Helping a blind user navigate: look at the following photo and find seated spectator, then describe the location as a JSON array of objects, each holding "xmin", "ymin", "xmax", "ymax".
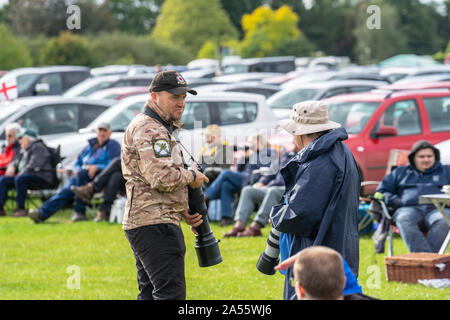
[
  {"xmin": 71, "ymin": 157, "xmax": 124, "ymax": 222},
  {"xmin": 204, "ymin": 133, "xmax": 278, "ymax": 226},
  {"xmin": 0, "ymin": 129, "xmax": 54, "ymax": 217},
  {"xmin": 376, "ymin": 140, "xmax": 450, "ymax": 253},
  {"xmin": 224, "ymin": 142, "xmax": 300, "ymax": 237},
  {"xmin": 0, "ymin": 123, "xmax": 22, "ymax": 176},
  {"xmin": 28, "ymin": 123, "xmax": 121, "ymax": 223},
  {"xmin": 198, "ymin": 124, "xmax": 234, "ymax": 186}
]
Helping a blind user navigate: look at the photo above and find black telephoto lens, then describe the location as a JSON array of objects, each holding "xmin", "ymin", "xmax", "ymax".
[{"xmin": 187, "ymin": 185, "xmax": 222, "ymax": 267}]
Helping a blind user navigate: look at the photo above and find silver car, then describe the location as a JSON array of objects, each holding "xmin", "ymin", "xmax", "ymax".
[
  {"xmin": 0, "ymin": 96, "xmax": 114, "ymax": 141},
  {"xmin": 46, "ymin": 92, "xmax": 279, "ymax": 166}
]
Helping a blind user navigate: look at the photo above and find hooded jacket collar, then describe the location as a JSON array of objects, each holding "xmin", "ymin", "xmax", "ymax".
[{"xmin": 294, "ymin": 127, "xmax": 348, "ymax": 164}]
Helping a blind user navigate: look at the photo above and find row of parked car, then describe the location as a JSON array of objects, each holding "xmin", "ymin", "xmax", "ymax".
[{"xmin": 1, "ymin": 57, "xmax": 449, "ymax": 196}]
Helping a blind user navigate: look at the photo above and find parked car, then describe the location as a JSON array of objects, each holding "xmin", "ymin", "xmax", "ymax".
[
  {"xmin": 87, "ymin": 86, "xmax": 148, "ymax": 100},
  {"xmin": 47, "ymin": 92, "xmax": 280, "ymax": 164},
  {"xmin": 280, "ymin": 67, "xmax": 388, "ymax": 88},
  {"xmin": 322, "ymin": 88, "xmax": 450, "ymax": 194},
  {"xmin": 435, "ymin": 139, "xmax": 450, "ymax": 165},
  {"xmin": 63, "ymin": 74, "xmax": 154, "ymax": 97},
  {"xmin": 181, "ymin": 68, "xmax": 217, "ymax": 79},
  {"xmin": 380, "ymin": 65, "xmax": 450, "ymax": 83},
  {"xmin": 90, "ymin": 65, "xmax": 145, "ymax": 77},
  {"xmin": 187, "ymin": 59, "xmax": 220, "ymax": 70},
  {"xmin": 0, "ymin": 96, "xmax": 115, "ymax": 141},
  {"xmin": 268, "ymin": 80, "xmax": 385, "ymax": 119},
  {"xmin": 221, "ymin": 56, "xmax": 296, "ymax": 75},
  {"xmin": 377, "ymin": 81, "xmax": 450, "ymax": 91},
  {"xmin": 196, "ymin": 82, "xmax": 280, "ymax": 99},
  {"xmin": 0, "ymin": 66, "xmax": 90, "ymax": 101},
  {"xmin": 213, "ymin": 72, "xmax": 284, "ymax": 84},
  {"xmin": 127, "ymin": 65, "xmax": 188, "ymax": 76},
  {"xmin": 394, "ymin": 74, "xmax": 450, "ymax": 85},
  {"xmin": 328, "ymin": 71, "xmax": 390, "ymax": 83}
]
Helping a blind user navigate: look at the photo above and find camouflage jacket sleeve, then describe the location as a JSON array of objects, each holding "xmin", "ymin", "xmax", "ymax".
[{"xmin": 134, "ymin": 121, "xmax": 194, "ymax": 193}]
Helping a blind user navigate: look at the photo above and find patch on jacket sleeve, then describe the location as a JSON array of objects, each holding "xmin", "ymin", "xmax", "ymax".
[{"xmin": 153, "ymin": 139, "xmax": 171, "ymax": 158}]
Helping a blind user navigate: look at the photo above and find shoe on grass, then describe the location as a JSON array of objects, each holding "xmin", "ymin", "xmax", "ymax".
[
  {"xmin": 28, "ymin": 209, "xmax": 43, "ymax": 224},
  {"xmin": 71, "ymin": 211, "xmax": 87, "ymax": 222}
]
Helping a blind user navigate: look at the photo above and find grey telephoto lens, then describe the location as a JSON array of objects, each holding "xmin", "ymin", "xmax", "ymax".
[{"xmin": 256, "ymin": 228, "xmax": 281, "ymax": 275}]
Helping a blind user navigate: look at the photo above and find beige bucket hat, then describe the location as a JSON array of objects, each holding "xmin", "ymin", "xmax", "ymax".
[{"xmin": 278, "ymin": 100, "xmax": 341, "ymax": 135}]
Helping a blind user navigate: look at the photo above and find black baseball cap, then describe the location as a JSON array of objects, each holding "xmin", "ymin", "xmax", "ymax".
[{"xmin": 149, "ymin": 70, "xmax": 197, "ymax": 95}]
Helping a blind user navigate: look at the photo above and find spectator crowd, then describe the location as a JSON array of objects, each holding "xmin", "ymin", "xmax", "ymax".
[{"xmin": 0, "ymin": 99, "xmax": 449, "ymax": 301}]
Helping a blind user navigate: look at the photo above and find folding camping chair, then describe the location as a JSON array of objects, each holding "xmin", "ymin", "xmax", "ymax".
[{"xmin": 359, "ymin": 149, "xmax": 410, "ymax": 256}]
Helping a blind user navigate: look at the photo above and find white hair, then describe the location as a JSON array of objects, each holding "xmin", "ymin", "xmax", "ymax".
[{"xmin": 5, "ymin": 122, "xmax": 22, "ymax": 135}]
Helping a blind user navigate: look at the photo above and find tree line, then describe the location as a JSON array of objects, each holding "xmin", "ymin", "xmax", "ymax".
[{"xmin": 0, "ymin": 0, "xmax": 449, "ymax": 70}]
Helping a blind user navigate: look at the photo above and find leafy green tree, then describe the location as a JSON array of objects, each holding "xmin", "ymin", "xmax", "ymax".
[
  {"xmin": 353, "ymin": 0, "xmax": 408, "ymax": 64},
  {"xmin": 0, "ymin": 0, "xmax": 12, "ymax": 25},
  {"xmin": 294, "ymin": 0, "xmax": 356, "ymax": 58},
  {"xmin": 0, "ymin": 24, "xmax": 33, "ymax": 70},
  {"xmin": 107, "ymin": 0, "xmax": 164, "ymax": 34},
  {"xmin": 387, "ymin": 0, "xmax": 445, "ymax": 55},
  {"xmin": 219, "ymin": 0, "xmax": 265, "ymax": 37},
  {"xmin": 86, "ymin": 31, "xmax": 193, "ymax": 66},
  {"xmin": 239, "ymin": 5, "xmax": 314, "ymax": 58},
  {"xmin": 39, "ymin": 32, "xmax": 97, "ymax": 67},
  {"xmin": 7, "ymin": 0, "xmax": 116, "ymax": 36},
  {"xmin": 152, "ymin": 0, "xmax": 239, "ymax": 57},
  {"xmin": 197, "ymin": 41, "xmax": 217, "ymax": 59}
]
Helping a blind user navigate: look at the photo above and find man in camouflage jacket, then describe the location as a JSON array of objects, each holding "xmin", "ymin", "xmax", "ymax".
[{"xmin": 121, "ymin": 71, "xmax": 209, "ymax": 300}]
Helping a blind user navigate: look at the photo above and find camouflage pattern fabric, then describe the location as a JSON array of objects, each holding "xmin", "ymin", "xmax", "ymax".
[{"xmin": 121, "ymin": 100, "xmax": 194, "ymax": 230}]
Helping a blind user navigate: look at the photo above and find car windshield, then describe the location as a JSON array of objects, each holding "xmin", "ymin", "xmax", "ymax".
[
  {"xmin": 63, "ymin": 78, "xmax": 118, "ymax": 97},
  {"xmin": 328, "ymin": 101, "xmax": 380, "ymax": 134},
  {"xmin": 267, "ymin": 88, "xmax": 321, "ymax": 109},
  {"xmin": 87, "ymin": 99, "xmax": 145, "ymax": 132},
  {"xmin": 222, "ymin": 64, "xmax": 249, "ymax": 75}
]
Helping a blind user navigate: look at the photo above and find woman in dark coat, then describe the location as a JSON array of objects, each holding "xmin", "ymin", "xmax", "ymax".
[{"xmin": 270, "ymin": 100, "xmax": 361, "ymax": 300}]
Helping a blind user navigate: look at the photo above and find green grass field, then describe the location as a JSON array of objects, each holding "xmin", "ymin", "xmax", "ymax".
[{"xmin": 0, "ymin": 209, "xmax": 449, "ymax": 300}]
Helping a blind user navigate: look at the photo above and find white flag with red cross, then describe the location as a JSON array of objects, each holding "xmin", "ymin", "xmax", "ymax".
[{"xmin": 0, "ymin": 79, "xmax": 18, "ymax": 101}]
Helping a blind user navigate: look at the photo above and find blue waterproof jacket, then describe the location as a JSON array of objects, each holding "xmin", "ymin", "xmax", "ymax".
[
  {"xmin": 270, "ymin": 127, "xmax": 360, "ymax": 299},
  {"xmin": 376, "ymin": 162, "xmax": 450, "ymax": 209},
  {"xmin": 73, "ymin": 138, "xmax": 121, "ymax": 173}
]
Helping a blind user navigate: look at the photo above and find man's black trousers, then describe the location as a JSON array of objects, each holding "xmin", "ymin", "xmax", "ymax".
[
  {"xmin": 124, "ymin": 223, "xmax": 186, "ymax": 300},
  {"xmin": 93, "ymin": 157, "xmax": 125, "ymax": 214}
]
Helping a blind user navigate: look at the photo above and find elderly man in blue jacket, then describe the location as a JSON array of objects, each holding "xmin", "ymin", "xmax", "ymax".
[
  {"xmin": 29, "ymin": 122, "xmax": 121, "ymax": 223},
  {"xmin": 269, "ymin": 100, "xmax": 361, "ymax": 300},
  {"xmin": 376, "ymin": 140, "xmax": 450, "ymax": 253}
]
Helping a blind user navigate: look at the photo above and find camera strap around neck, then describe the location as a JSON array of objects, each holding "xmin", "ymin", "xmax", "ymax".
[{"xmin": 144, "ymin": 107, "xmax": 197, "ymax": 166}]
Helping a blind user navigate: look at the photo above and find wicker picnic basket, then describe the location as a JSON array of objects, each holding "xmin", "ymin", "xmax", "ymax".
[{"xmin": 384, "ymin": 253, "xmax": 450, "ymax": 283}]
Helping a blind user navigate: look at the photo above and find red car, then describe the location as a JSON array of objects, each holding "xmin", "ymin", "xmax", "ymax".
[{"xmin": 322, "ymin": 87, "xmax": 450, "ymax": 194}]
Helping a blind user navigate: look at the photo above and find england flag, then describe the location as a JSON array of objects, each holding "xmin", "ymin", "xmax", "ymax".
[{"xmin": 0, "ymin": 78, "xmax": 18, "ymax": 101}]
